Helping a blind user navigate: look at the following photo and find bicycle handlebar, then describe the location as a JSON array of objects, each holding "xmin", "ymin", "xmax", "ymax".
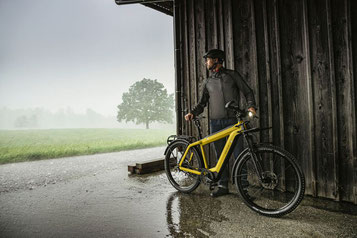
[
  {"xmin": 225, "ymin": 100, "xmax": 255, "ymax": 119},
  {"xmin": 188, "ymin": 101, "xmax": 256, "ymax": 139}
]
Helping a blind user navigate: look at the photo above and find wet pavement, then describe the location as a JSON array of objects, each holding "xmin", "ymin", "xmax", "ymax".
[{"xmin": 0, "ymin": 146, "xmax": 356, "ymax": 237}]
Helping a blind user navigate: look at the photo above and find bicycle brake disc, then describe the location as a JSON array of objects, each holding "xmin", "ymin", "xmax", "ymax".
[{"xmin": 261, "ymin": 171, "xmax": 278, "ymax": 189}]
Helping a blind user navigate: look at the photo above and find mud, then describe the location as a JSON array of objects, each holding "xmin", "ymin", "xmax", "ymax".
[{"xmin": 0, "ymin": 146, "xmax": 356, "ymax": 237}]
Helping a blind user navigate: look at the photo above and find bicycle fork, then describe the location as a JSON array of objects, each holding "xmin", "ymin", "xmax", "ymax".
[{"xmin": 243, "ymin": 134, "xmax": 264, "ymax": 182}]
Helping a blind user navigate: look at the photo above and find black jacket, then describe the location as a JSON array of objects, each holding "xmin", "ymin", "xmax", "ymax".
[{"xmin": 191, "ymin": 68, "xmax": 256, "ymax": 119}]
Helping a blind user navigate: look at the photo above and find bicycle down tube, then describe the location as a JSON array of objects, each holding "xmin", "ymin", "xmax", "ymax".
[{"xmin": 178, "ymin": 120, "xmax": 245, "ymax": 175}]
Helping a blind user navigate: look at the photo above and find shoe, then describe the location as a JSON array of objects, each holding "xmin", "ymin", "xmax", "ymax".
[{"xmin": 210, "ymin": 187, "xmax": 229, "ymax": 197}]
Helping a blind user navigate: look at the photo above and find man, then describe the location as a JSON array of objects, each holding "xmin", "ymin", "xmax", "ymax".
[{"xmin": 184, "ymin": 49, "xmax": 257, "ymax": 197}]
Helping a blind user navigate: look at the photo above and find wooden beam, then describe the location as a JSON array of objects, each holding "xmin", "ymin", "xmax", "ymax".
[{"xmin": 129, "ymin": 158, "xmax": 175, "ymax": 175}]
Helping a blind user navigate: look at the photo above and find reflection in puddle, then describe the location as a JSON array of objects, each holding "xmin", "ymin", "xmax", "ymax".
[{"xmin": 166, "ymin": 191, "xmax": 228, "ymax": 237}]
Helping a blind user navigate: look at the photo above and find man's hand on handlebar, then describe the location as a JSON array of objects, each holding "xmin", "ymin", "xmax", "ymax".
[
  {"xmin": 184, "ymin": 113, "xmax": 194, "ymax": 121},
  {"xmin": 247, "ymin": 107, "xmax": 257, "ymax": 116}
]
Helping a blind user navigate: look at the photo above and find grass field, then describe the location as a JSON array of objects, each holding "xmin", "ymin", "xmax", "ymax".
[{"xmin": 0, "ymin": 128, "xmax": 174, "ymax": 164}]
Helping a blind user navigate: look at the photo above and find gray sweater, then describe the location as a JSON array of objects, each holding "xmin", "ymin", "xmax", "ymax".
[{"xmin": 191, "ymin": 68, "xmax": 256, "ymax": 119}]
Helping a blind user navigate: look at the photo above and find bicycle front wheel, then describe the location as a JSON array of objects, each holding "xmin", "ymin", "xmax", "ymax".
[
  {"xmin": 164, "ymin": 140, "xmax": 202, "ymax": 193},
  {"xmin": 234, "ymin": 144, "xmax": 305, "ymax": 217}
]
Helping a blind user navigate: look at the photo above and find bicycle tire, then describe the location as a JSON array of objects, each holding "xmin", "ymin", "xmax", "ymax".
[
  {"xmin": 234, "ymin": 144, "xmax": 305, "ymax": 217},
  {"xmin": 164, "ymin": 140, "xmax": 203, "ymax": 193}
]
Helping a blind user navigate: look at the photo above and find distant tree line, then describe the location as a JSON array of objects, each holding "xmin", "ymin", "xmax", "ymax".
[{"xmin": 0, "ymin": 107, "xmax": 117, "ymax": 129}]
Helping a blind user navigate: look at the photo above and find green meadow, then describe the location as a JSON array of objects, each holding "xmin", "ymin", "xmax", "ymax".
[{"xmin": 0, "ymin": 128, "xmax": 174, "ymax": 164}]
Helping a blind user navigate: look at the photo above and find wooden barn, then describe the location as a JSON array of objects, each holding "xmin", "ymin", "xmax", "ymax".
[{"xmin": 116, "ymin": 0, "xmax": 357, "ymax": 204}]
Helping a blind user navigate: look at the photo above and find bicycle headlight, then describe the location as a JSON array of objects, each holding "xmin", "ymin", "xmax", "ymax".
[{"xmin": 248, "ymin": 111, "xmax": 254, "ymax": 118}]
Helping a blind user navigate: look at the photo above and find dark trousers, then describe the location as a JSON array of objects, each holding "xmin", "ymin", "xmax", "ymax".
[{"xmin": 210, "ymin": 118, "xmax": 243, "ymax": 189}]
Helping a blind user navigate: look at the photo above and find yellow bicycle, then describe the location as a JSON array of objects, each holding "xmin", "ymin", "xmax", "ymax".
[{"xmin": 164, "ymin": 101, "xmax": 305, "ymax": 217}]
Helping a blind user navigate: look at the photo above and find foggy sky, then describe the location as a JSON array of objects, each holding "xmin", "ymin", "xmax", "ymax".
[{"xmin": 0, "ymin": 0, "xmax": 174, "ymax": 116}]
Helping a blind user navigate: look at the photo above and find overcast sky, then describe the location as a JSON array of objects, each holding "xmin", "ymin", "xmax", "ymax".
[{"xmin": 0, "ymin": 0, "xmax": 174, "ymax": 116}]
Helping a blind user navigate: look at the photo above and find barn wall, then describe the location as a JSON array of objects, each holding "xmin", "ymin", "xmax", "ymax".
[{"xmin": 174, "ymin": 0, "xmax": 357, "ymax": 203}]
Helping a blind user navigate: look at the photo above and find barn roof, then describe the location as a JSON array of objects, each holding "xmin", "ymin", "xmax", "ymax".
[{"xmin": 115, "ymin": 0, "xmax": 173, "ymax": 16}]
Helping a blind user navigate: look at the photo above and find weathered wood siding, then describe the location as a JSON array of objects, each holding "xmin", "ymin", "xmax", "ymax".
[{"xmin": 174, "ymin": 0, "xmax": 357, "ymax": 203}]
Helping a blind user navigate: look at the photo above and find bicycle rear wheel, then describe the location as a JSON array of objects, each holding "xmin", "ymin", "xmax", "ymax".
[
  {"xmin": 164, "ymin": 140, "xmax": 202, "ymax": 193},
  {"xmin": 234, "ymin": 144, "xmax": 305, "ymax": 217}
]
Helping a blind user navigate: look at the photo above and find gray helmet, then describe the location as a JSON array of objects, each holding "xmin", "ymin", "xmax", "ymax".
[{"xmin": 203, "ymin": 49, "xmax": 225, "ymax": 61}]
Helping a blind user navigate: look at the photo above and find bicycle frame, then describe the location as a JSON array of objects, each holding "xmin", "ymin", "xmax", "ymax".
[
  {"xmin": 166, "ymin": 103, "xmax": 304, "ymax": 217},
  {"xmin": 178, "ymin": 119, "xmax": 246, "ymax": 176}
]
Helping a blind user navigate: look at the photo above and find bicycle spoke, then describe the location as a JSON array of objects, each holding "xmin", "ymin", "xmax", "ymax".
[
  {"xmin": 276, "ymin": 164, "xmax": 292, "ymax": 178},
  {"xmin": 251, "ymin": 186, "xmax": 264, "ymax": 198},
  {"xmin": 233, "ymin": 173, "xmax": 249, "ymax": 178},
  {"xmin": 272, "ymin": 156, "xmax": 279, "ymax": 170}
]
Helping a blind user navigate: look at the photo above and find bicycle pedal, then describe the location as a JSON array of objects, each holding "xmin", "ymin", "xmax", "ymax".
[{"xmin": 209, "ymin": 183, "xmax": 217, "ymax": 191}]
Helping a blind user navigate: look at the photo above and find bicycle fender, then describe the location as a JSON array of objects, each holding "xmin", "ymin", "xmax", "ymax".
[
  {"xmin": 163, "ymin": 139, "xmax": 190, "ymax": 155},
  {"xmin": 231, "ymin": 147, "xmax": 250, "ymax": 183}
]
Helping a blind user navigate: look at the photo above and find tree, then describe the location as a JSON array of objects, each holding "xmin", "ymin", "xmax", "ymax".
[
  {"xmin": 14, "ymin": 115, "xmax": 29, "ymax": 128},
  {"xmin": 14, "ymin": 114, "xmax": 38, "ymax": 128},
  {"xmin": 117, "ymin": 78, "xmax": 174, "ymax": 129}
]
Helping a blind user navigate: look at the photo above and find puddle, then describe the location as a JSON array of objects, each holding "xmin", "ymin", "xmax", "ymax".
[{"xmin": 165, "ymin": 191, "xmax": 228, "ymax": 237}]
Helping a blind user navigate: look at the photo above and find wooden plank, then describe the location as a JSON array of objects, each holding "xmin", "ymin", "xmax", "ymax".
[
  {"xmin": 188, "ymin": 0, "xmax": 197, "ymax": 138},
  {"xmin": 278, "ymin": 0, "xmax": 314, "ymax": 195},
  {"xmin": 232, "ymin": 0, "xmax": 257, "ymax": 109},
  {"xmin": 194, "ymin": 0, "xmax": 208, "ymax": 139},
  {"xmin": 307, "ymin": 0, "xmax": 339, "ymax": 200},
  {"xmin": 248, "ymin": 0, "xmax": 260, "ymax": 132},
  {"xmin": 302, "ymin": 0, "xmax": 317, "ymax": 197},
  {"xmin": 135, "ymin": 167, "xmax": 162, "ymax": 175},
  {"xmin": 128, "ymin": 165, "xmax": 136, "ymax": 174},
  {"xmin": 134, "ymin": 158, "xmax": 176, "ymax": 175},
  {"xmin": 205, "ymin": 0, "xmax": 218, "ymax": 51},
  {"xmin": 262, "ymin": 0, "xmax": 273, "ymax": 145},
  {"xmin": 194, "ymin": 0, "xmax": 205, "ymax": 106},
  {"xmin": 266, "ymin": 0, "xmax": 284, "ymax": 148},
  {"xmin": 267, "ymin": 0, "xmax": 285, "ymax": 148},
  {"xmin": 223, "ymin": 0, "xmax": 234, "ymax": 70},
  {"xmin": 351, "ymin": 0, "xmax": 357, "ymax": 205},
  {"xmin": 254, "ymin": 0, "xmax": 271, "ymax": 143},
  {"xmin": 231, "ymin": 0, "xmax": 245, "ymax": 109},
  {"xmin": 182, "ymin": 0, "xmax": 190, "ymax": 136},
  {"xmin": 136, "ymin": 159, "xmax": 165, "ymax": 170},
  {"xmin": 326, "ymin": 0, "xmax": 340, "ymax": 202},
  {"xmin": 266, "ymin": 0, "xmax": 287, "ymax": 192},
  {"xmin": 253, "ymin": 0, "xmax": 275, "ymax": 179},
  {"xmin": 331, "ymin": 0, "xmax": 356, "ymax": 203},
  {"xmin": 174, "ymin": 0, "xmax": 183, "ymax": 136},
  {"xmin": 217, "ymin": 0, "xmax": 225, "ymax": 51},
  {"xmin": 347, "ymin": 0, "xmax": 357, "ymax": 205}
]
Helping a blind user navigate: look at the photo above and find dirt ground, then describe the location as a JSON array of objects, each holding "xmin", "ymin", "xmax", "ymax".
[{"xmin": 1, "ymin": 146, "xmax": 356, "ymax": 237}]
